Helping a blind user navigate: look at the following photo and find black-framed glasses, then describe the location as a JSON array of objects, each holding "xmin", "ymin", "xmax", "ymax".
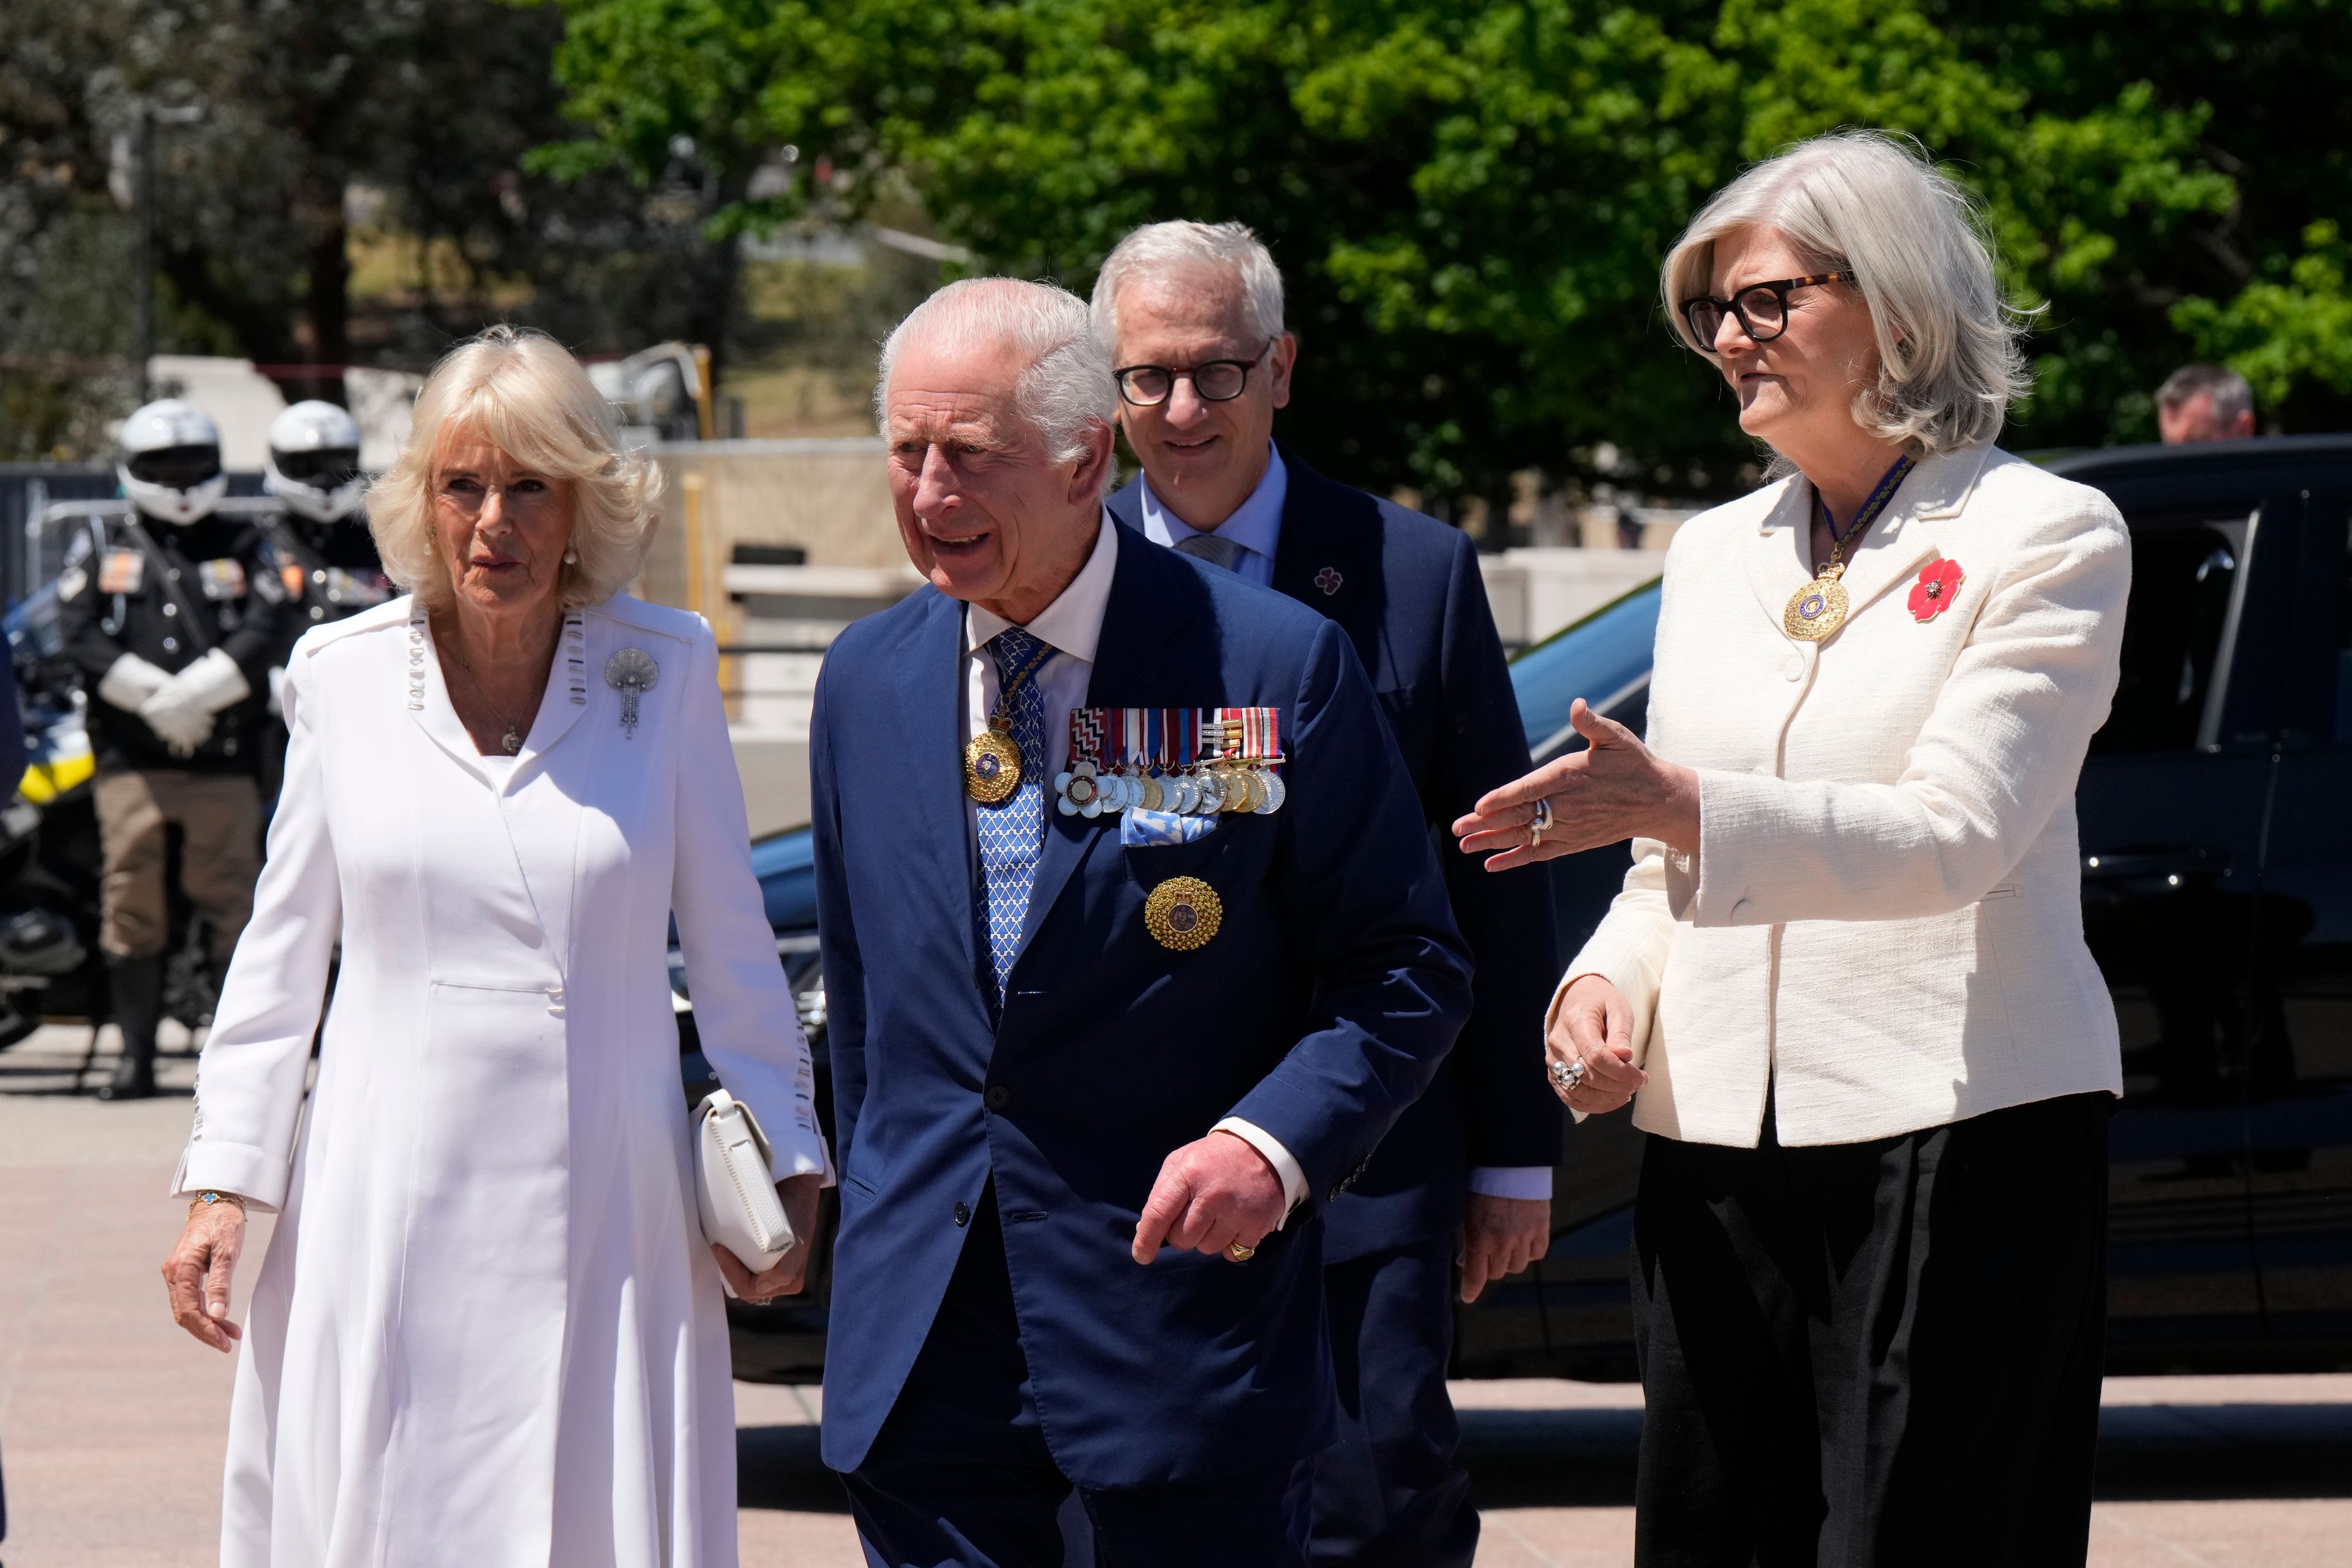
[
  {"xmin": 1114, "ymin": 338, "xmax": 1276, "ymax": 407},
  {"xmin": 1679, "ymin": 271, "xmax": 1855, "ymax": 351}
]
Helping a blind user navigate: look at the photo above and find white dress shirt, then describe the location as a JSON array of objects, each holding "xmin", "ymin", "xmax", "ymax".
[
  {"xmin": 963, "ymin": 511, "xmax": 1308, "ymax": 1221},
  {"xmin": 1133, "ymin": 457, "xmax": 1553, "ymax": 1204}
]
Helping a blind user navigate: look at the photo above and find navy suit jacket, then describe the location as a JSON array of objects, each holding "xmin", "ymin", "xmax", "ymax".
[
  {"xmin": 811, "ymin": 530, "xmax": 1473, "ymax": 1487},
  {"xmin": 1111, "ymin": 449, "xmax": 1562, "ymax": 1260}
]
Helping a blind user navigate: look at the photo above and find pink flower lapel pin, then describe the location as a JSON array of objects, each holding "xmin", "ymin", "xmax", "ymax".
[
  {"xmin": 1314, "ymin": 566, "xmax": 1344, "ymax": 597},
  {"xmin": 1909, "ymin": 557, "xmax": 1964, "ymax": 622}
]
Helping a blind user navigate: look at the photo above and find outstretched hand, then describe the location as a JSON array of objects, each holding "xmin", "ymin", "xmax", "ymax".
[{"xmin": 1452, "ymin": 699, "xmax": 1700, "ymax": 870}]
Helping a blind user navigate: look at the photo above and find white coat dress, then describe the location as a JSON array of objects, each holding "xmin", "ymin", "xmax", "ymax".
[{"xmin": 173, "ymin": 592, "xmax": 831, "ymax": 1568}]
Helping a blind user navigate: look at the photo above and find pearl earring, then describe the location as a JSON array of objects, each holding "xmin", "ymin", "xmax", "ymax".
[{"xmin": 564, "ymin": 546, "xmax": 579, "ymax": 564}]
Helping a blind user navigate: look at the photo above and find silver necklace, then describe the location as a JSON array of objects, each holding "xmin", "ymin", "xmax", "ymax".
[{"xmin": 442, "ymin": 646, "xmax": 534, "ymax": 755}]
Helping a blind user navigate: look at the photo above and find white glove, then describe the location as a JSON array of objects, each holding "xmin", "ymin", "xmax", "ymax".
[
  {"xmin": 138, "ymin": 649, "xmax": 250, "ymax": 758},
  {"xmin": 97, "ymin": 654, "xmax": 172, "ymax": 713}
]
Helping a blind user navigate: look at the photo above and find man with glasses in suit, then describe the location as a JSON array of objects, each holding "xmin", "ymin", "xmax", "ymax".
[{"xmin": 1095, "ymin": 221, "xmax": 1561, "ymax": 1567}]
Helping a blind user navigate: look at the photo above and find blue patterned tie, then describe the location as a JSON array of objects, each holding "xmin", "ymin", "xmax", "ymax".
[{"xmin": 978, "ymin": 627, "xmax": 1054, "ymax": 1002}]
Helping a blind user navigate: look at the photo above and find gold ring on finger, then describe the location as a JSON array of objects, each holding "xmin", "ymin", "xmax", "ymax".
[{"xmin": 1224, "ymin": 1240, "xmax": 1257, "ymax": 1262}]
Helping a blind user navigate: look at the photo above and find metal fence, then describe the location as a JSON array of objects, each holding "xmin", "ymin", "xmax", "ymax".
[{"xmin": 0, "ymin": 465, "xmax": 271, "ymax": 608}]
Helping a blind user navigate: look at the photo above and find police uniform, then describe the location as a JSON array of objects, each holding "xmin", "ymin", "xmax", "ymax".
[
  {"xmin": 255, "ymin": 513, "xmax": 390, "ymax": 798},
  {"xmin": 56, "ymin": 511, "xmax": 286, "ymax": 1020}
]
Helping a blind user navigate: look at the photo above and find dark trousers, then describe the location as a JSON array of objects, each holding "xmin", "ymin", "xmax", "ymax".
[
  {"xmin": 1632, "ymin": 1091, "xmax": 2111, "ymax": 1568},
  {"xmin": 1308, "ymin": 1231, "xmax": 1477, "ymax": 1567},
  {"xmin": 844, "ymin": 1190, "xmax": 1312, "ymax": 1568}
]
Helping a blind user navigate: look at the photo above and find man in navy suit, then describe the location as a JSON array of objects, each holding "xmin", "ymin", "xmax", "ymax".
[
  {"xmin": 1096, "ymin": 222, "xmax": 1562, "ymax": 1567},
  {"xmin": 811, "ymin": 276, "xmax": 1474, "ymax": 1567}
]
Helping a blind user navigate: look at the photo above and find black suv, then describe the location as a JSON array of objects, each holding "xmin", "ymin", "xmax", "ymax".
[{"xmin": 687, "ymin": 435, "xmax": 2352, "ymax": 1384}]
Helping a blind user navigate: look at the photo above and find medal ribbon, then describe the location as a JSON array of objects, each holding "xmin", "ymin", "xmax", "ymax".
[{"xmin": 1816, "ymin": 454, "xmax": 1917, "ymax": 569}]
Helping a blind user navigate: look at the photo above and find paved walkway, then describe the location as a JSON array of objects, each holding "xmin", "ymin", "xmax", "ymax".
[{"xmin": 2, "ymin": 1026, "xmax": 2346, "ymax": 1566}]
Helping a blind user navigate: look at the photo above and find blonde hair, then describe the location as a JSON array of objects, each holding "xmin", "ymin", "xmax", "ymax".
[
  {"xmin": 369, "ymin": 326, "xmax": 663, "ymax": 609},
  {"xmin": 1660, "ymin": 130, "xmax": 2031, "ymax": 456}
]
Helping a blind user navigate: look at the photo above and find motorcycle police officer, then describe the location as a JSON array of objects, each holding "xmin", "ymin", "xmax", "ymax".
[
  {"xmin": 256, "ymin": 400, "xmax": 388, "ymax": 796},
  {"xmin": 56, "ymin": 399, "xmax": 285, "ymax": 1100}
]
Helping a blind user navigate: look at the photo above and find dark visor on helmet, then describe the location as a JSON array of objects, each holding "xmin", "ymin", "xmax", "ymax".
[
  {"xmin": 274, "ymin": 447, "xmax": 362, "ymax": 487},
  {"xmin": 127, "ymin": 445, "xmax": 223, "ymax": 489}
]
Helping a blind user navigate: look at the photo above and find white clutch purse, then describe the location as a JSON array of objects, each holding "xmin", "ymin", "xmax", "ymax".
[{"xmin": 695, "ymin": 1088, "xmax": 797, "ymax": 1293}]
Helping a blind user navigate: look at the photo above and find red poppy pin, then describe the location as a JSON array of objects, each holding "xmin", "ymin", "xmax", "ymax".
[{"xmin": 1909, "ymin": 557, "xmax": 1964, "ymax": 622}]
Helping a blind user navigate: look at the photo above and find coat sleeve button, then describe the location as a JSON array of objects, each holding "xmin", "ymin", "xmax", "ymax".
[
  {"xmin": 984, "ymin": 1085, "xmax": 1010, "ymax": 1110},
  {"xmin": 952, "ymin": 1200, "xmax": 971, "ymax": 1227}
]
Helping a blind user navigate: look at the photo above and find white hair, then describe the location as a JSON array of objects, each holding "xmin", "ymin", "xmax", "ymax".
[
  {"xmin": 1661, "ymin": 130, "xmax": 2031, "ymax": 456},
  {"xmin": 369, "ymin": 325, "xmax": 661, "ymax": 611},
  {"xmin": 875, "ymin": 277, "xmax": 1117, "ymax": 492},
  {"xmin": 1090, "ymin": 220, "xmax": 1286, "ymax": 349}
]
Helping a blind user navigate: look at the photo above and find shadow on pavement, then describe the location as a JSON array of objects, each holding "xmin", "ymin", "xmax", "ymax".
[
  {"xmin": 1456, "ymin": 1404, "xmax": 2352, "ymax": 1509},
  {"xmin": 742, "ymin": 1404, "xmax": 2352, "ymax": 1514}
]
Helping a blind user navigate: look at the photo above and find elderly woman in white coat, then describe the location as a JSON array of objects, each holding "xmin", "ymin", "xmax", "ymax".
[
  {"xmin": 1457, "ymin": 132, "xmax": 2129, "ymax": 1566},
  {"xmin": 157, "ymin": 325, "xmax": 831, "ymax": 1567}
]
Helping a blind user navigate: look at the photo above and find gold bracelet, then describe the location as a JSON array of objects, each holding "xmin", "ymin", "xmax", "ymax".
[{"xmin": 188, "ymin": 1190, "xmax": 246, "ymax": 1218}]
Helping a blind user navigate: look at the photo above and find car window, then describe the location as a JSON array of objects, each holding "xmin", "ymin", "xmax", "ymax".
[
  {"xmin": 2092, "ymin": 513, "xmax": 2255, "ymax": 755},
  {"xmin": 1510, "ymin": 581, "xmax": 1662, "ymax": 763}
]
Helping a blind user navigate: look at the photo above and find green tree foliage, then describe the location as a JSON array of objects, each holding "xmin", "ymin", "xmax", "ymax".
[
  {"xmin": 537, "ymin": 1, "xmax": 2352, "ymax": 497},
  {"xmin": 0, "ymin": 0, "xmax": 761, "ymax": 456}
]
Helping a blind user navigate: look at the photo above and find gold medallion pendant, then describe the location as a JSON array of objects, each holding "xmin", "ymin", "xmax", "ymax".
[
  {"xmin": 1783, "ymin": 567, "xmax": 1850, "ymax": 642},
  {"xmin": 965, "ymin": 725, "xmax": 1022, "ymax": 804},
  {"xmin": 1144, "ymin": 876, "xmax": 1223, "ymax": 951}
]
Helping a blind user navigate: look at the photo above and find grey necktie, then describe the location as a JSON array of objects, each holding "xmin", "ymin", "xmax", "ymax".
[{"xmin": 1173, "ymin": 532, "xmax": 1245, "ymax": 573}]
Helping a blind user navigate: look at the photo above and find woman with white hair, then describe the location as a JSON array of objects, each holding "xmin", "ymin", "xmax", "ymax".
[
  {"xmin": 156, "ymin": 326, "xmax": 832, "ymax": 1566},
  {"xmin": 1457, "ymin": 131, "xmax": 2130, "ymax": 1562}
]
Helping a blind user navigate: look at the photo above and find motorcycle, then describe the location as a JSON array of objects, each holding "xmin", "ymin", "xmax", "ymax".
[{"xmin": 1, "ymin": 583, "xmax": 221, "ymax": 1052}]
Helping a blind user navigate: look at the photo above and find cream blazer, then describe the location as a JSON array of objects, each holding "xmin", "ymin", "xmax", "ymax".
[{"xmin": 1564, "ymin": 443, "xmax": 2131, "ymax": 1148}]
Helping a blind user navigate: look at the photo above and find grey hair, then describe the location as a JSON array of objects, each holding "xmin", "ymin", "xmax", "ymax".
[
  {"xmin": 1090, "ymin": 220, "xmax": 1286, "ymax": 347},
  {"xmin": 1661, "ymin": 130, "xmax": 2030, "ymax": 456},
  {"xmin": 875, "ymin": 277, "xmax": 1117, "ymax": 493},
  {"xmin": 369, "ymin": 325, "xmax": 662, "ymax": 611},
  {"xmin": 2157, "ymin": 363, "xmax": 2253, "ymax": 423}
]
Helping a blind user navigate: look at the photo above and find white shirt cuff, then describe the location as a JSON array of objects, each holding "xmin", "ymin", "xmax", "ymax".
[
  {"xmin": 1212, "ymin": 1117, "xmax": 1308, "ymax": 1229},
  {"xmin": 1468, "ymin": 1165, "xmax": 1553, "ymax": 1201}
]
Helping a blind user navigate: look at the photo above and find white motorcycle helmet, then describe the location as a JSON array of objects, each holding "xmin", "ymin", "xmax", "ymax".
[
  {"xmin": 264, "ymin": 400, "xmax": 367, "ymax": 523},
  {"xmin": 118, "ymin": 399, "xmax": 228, "ymax": 525}
]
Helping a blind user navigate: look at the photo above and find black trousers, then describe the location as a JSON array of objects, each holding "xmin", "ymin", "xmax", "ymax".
[
  {"xmin": 1632, "ymin": 1091, "xmax": 2111, "ymax": 1568},
  {"xmin": 1308, "ymin": 1231, "xmax": 1478, "ymax": 1567},
  {"xmin": 845, "ymin": 1189, "xmax": 1312, "ymax": 1568}
]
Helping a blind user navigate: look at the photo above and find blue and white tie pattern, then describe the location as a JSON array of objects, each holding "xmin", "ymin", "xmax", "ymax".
[{"xmin": 978, "ymin": 627, "xmax": 1054, "ymax": 1001}]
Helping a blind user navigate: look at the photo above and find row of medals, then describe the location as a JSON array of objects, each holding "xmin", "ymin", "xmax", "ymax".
[{"xmin": 1055, "ymin": 756, "xmax": 1286, "ymax": 819}]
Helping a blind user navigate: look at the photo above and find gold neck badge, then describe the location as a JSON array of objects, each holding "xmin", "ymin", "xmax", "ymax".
[{"xmin": 1783, "ymin": 454, "xmax": 1917, "ymax": 643}]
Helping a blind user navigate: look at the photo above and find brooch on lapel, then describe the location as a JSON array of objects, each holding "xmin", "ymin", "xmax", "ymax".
[
  {"xmin": 1314, "ymin": 567, "xmax": 1344, "ymax": 597},
  {"xmin": 1908, "ymin": 558, "xmax": 1964, "ymax": 622},
  {"xmin": 605, "ymin": 647, "xmax": 660, "ymax": 737}
]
